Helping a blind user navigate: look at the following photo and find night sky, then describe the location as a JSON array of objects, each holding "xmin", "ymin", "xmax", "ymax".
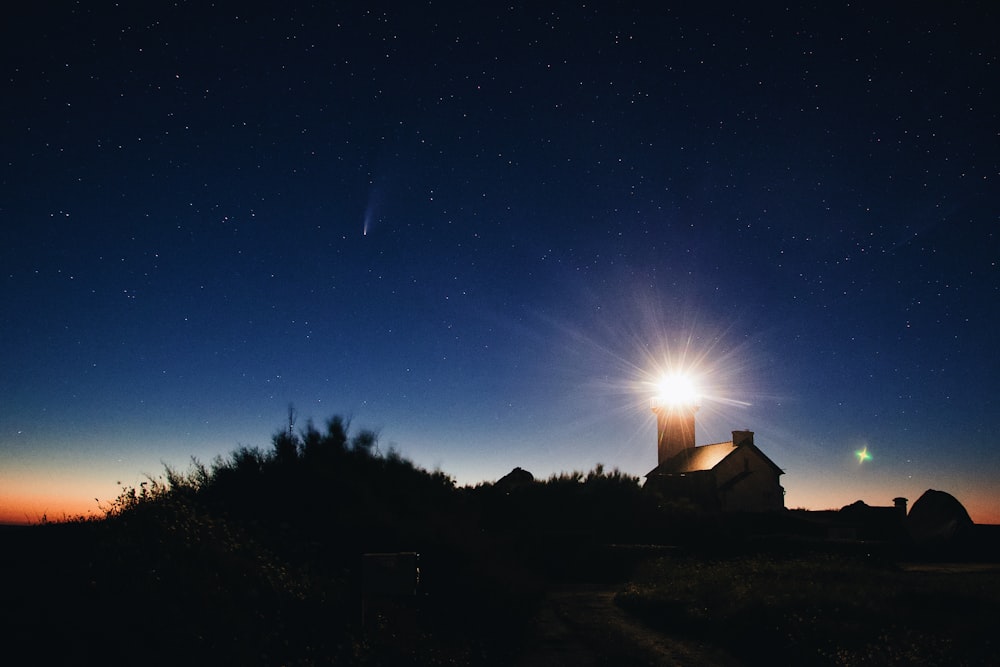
[{"xmin": 2, "ymin": 2, "xmax": 998, "ymax": 524}]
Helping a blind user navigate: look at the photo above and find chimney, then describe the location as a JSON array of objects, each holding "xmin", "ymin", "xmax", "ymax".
[
  {"xmin": 651, "ymin": 400, "xmax": 698, "ymax": 465},
  {"xmin": 893, "ymin": 497, "xmax": 908, "ymax": 518},
  {"xmin": 732, "ymin": 430, "xmax": 754, "ymax": 447}
]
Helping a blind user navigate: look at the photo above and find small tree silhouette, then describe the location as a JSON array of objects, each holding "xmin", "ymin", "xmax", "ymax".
[
  {"xmin": 351, "ymin": 428, "xmax": 379, "ymax": 456},
  {"xmin": 301, "ymin": 416, "xmax": 350, "ymax": 463},
  {"xmin": 325, "ymin": 415, "xmax": 350, "ymax": 450},
  {"xmin": 272, "ymin": 430, "xmax": 299, "ymax": 464}
]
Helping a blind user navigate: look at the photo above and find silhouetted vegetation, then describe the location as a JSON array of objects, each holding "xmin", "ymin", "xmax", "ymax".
[
  {"xmin": 1, "ymin": 413, "xmax": 997, "ymax": 665},
  {"xmin": 3, "ymin": 415, "xmax": 542, "ymax": 664},
  {"xmin": 618, "ymin": 554, "xmax": 1000, "ymax": 666}
]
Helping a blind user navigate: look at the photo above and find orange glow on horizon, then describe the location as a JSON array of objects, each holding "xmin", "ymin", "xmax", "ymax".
[
  {"xmin": 0, "ymin": 494, "xmax": 102, "ymax": 525},
  {"xmin": 785, "ymin": 486, "xmax": 1000, "ymax": 526},
  {"xmin": 6, "ymin": 488, "xmax": 996, "ymax": 525},
  {"xmin": 3, "ymin": 487, "xmax": 997, "ymax": 526},
  {"xmin": 0, "ymin": 473, "xmax": 121, "ymax": 525}
]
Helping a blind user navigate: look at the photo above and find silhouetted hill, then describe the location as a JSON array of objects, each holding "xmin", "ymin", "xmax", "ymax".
[
  {"xmin": 3, "ymin": 416, "xmax": 997, "ymax": 664},
  {"xmin": 3, "ymin": 417, "xmax": 543, "ymax": 665}
]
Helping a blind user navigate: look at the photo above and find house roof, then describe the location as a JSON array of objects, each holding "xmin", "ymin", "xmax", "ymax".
[
  {"xmin": 666, "ymin": 441, "xmax": 738, "ymax": 473},
  {"xmin": 646, "ymin": 440, "xmax": 784, "ymax": 477}
]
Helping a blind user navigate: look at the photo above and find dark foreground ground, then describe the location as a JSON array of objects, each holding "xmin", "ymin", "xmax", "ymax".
[
  {"xmin": 514, "ymin": 585, "xmax": 743, "ymax": 667},
  {"xmin": 2, "ymin": 521, "xmax": 999, "ymax": 666}
]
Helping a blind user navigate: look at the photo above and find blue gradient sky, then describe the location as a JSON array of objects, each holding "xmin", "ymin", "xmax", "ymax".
[{"xmin": 2, "ymin": 2, "xmax": 997, "ymax": 523}]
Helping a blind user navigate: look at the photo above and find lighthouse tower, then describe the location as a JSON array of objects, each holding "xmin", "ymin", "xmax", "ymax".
[{"xmin": 651, "ymin": 397, "xmax": 698, "ymax": 465}]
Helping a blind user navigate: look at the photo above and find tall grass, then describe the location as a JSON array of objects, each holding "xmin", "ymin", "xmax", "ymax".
[
  {"xmin": 28, "ymin": 414, "xmax": 550, "ymax": 665},
  {"xmin": 617, "ymin": 554, "xmax": 1000, "ymax": 666}
]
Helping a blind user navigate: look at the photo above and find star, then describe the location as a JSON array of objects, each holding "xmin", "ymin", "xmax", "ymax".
[{"xmin": 855, "ymin": 447, "xmax": 872, "ymax": 464}]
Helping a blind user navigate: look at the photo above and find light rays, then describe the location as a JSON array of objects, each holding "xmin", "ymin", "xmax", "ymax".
[
  {"xmin": 653, "ymin": 372, "xmax": 701, "ymax": 407},
  {"xmin": 518, "ymin": 288, "xmax": 767, "ymax": 468}
]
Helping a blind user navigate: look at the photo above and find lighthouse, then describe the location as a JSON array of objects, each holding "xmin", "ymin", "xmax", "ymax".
[
  {"xmin": 650, "ymin": 373, "xmax": 701, "ymax": 464},
  {"xmin": 645, "ymin": 373, "xmax": 785, "ymax": 512},
  {"xmin": 651, "ymin": 397, "xmax": 698, "ymax": 465}
]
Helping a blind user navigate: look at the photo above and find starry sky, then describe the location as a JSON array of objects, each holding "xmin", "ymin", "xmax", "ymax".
[{"xmin": 2, "ymin": 2, "xmax": 998, "ymax": 524}]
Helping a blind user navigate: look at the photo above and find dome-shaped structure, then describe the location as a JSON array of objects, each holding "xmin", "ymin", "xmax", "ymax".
[{"xmin": 906, "ymin": 489, "xmax": 974, "ymax": 544}]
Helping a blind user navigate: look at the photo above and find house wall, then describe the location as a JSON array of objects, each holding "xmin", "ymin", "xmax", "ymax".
[
  {"xmin": 714, "ymin": 447, "xmax": 784, "ymax": 512},
  {"xmin": 645, "ymin": 471, "xmax": 720, "ymax": 511}
]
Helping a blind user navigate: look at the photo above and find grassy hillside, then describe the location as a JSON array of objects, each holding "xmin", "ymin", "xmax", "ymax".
[
  {"xmin": 618, "ymin": 554, "xmax": 1000, "ymax": 666},
  {"xmin": 0, "ymin": 416, "xmax": 646, "ymax": 664},
  {"xmin": 2, "ymin": 414, "xmax": 996, "ymax": 665}
]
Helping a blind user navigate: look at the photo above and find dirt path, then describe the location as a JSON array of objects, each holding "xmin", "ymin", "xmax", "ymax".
[{"xmin": 513, "ymin": 585, "xmax": 743, "ymax": 666}]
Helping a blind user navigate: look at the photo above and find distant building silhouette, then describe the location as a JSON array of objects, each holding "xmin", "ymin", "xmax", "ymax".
[
  {"xmin": 907, "ymin": 488, "xmax": 974, "ymax": 544},
  {"xmin": 827, "ymin": 498, "xmax": 909, "ymax": 541},
  {"xmin": 495, "ymin": 466, "xmax": 534, "ymax": 493},
  {"xmin": 644, "ymin": 399, "xmax": 784, "ymax": 512}
]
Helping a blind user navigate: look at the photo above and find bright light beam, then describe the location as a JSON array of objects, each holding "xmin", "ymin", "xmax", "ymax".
[{"xmin": 653, "ymin": 372, "xmax": 701, "ymax": 407}]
